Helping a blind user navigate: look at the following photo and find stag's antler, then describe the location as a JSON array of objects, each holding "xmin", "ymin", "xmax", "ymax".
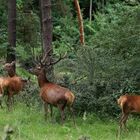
[
  {"xmin": 33, "ymin": 48, "xmax": 67, "ymax": 67},
  {"xmin": 33, "ymin": 53, "xmax": 41, "ymax": 65},
  {"xmin": 47, "ymin": 52, "xmax": 67, "ymax": 66},
  {"xmin": 41, "ymin": 48, "xmax": 52, "ymax": 65}
]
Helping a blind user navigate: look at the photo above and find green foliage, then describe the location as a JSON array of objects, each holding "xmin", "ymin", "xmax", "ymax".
[
  {"xmin": 53, "ymin": 16, "xmax": 79, "ymax": 55},
  {"xmin": 16, "ymin": 83, "xmax": 41, "ymax": 108},
  {"xmin": 51, "ymin": 2, "xmax": 140, "ymax": 118},
  {"xmin": 62, "ymin": 3, "xmax": 140, "ymax": 117},
  {"xmin": 91, "ymin": 3, "xmax": 140, "ymax": 93},
  {"xmin": 0, "ymin": 0, "xmax": 140, "ymax": 119}
]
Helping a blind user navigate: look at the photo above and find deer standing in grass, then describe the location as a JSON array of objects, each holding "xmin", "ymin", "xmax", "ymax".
[
  {"xmin": 117, "ymin": 94, "xmax": 140, "ymax": 132},
  {"xmin": 29, "ymin": 51, "xmax": 75, "ymax": 124},
  {"xmin": 0, "ymin": 61, "xmax": 28, "ymax": 110}
]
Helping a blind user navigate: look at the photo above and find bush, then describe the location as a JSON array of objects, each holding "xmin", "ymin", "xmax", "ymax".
[
  {"xmin": 59, "ymin": 4, "xmax": 140, "ymax": 118},
  {"xmin": 15, "ymin": 82, "xmax": 42, "ymax": 108}
]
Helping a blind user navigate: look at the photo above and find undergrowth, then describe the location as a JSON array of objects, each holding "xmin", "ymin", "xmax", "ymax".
[{"xmin": 0, "ymin": 103, "xmax": 140, "ymax": 140}]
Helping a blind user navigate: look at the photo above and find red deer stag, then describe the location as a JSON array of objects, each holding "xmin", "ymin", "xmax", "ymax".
[
  {"xmin": 0, "ymin": 61, "xmax": 28, "ymax": 110},
  {"xmin": 30, "ymin": 51, "xmax": 75, "ymax": 124},
  {"xmin": 117, "ymin": 94, "xmax": 140, "ymax": 132}
]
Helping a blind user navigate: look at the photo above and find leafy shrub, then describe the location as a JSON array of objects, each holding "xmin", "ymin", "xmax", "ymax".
[
  {"xmin": 15, "ymin": 82, "xmax": 42, "ymax": 108},
  {"xmin": 59, "ymin": 4, "xmax": 140, "ymax": 117}
]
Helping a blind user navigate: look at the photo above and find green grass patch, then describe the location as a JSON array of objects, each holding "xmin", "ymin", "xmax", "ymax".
[{"xmin": 0, "ymin": 103, "xmax": 140, "ymax": 140}]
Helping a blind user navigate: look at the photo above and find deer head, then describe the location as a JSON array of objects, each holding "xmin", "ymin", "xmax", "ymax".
[
  {"xmin": 3, "ymin": 61, "xmax": 16, "ymax": 77},
  {"xmin": 4, "ymin": 61, "xmax": 15, "ymax": 70}
]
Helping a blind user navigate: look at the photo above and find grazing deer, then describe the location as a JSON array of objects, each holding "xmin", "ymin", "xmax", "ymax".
[
  {"xmin": 117, "ymin": 94, "xmax": 140, "ymax": 131},
  {"xmin": 0, "ymin": 61, "xmax": 28, "ymax": 110},
  {"xmin": 29, "ymin": 51, "xmax": 75, "ymax": 124}
]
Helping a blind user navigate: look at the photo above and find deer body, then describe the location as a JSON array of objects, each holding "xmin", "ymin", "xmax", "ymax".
[
  {"xmin": 0, "ymin": 76, "xmax": 27, "ymax": 109},
  {"xmin": 0, "ymin": 61, "xmax": 28, "ymax": 110},
  {"xmin": 40, "ymin": 83, "xmax": 75, "ymax": 107},
  {"xmin": 0, "ymin": 77, "xmax": 11, "ymax": 98},
  {"xmin": 6, "ymin": 76, "xmax": 26, "ymax": 93},
  {"xmin": 3, "ymin": 61, "xmax": 28, "ymax": 93},
  {"xmin": 118, "ymin": 95, "xmax": 140, "ymax": 131},
  {"xmin": 30, "ymin": 62, "xmax": 75, "ymax": 123},
  {"xmin": 0, "ymin": 77, "xmax": 9, "ymax": 108}
]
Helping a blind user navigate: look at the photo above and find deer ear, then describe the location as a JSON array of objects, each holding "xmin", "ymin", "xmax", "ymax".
[{"xmin": 11, "ymin": 61, "xmax": 16, "ymax": 65}]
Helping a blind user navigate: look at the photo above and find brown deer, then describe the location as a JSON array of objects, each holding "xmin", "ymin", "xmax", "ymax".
[
  {"xmin": 0, "ymin": 61, "xmax": 28, "ymax": 110},
  {"xmin": 117, "ymin": 94, "xmax": 140, "ymax": 132},
  {"xmin": 29, "ymin": 51, "xmax": 75, "ymax": 124}
]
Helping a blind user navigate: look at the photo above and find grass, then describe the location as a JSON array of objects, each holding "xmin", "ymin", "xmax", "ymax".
[{"xmin": 0, "ymin": 103, "xmax": 140, "ymax": 140}]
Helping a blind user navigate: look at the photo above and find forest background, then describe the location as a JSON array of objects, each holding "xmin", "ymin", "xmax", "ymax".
[{"xmin": 0, "ymin": 0, "xmax": 140, "ymax": 139}]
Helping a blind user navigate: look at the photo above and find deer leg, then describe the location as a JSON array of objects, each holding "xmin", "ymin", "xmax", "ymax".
[
  {"xmin": 117, "ymin": 113, "xmax": 125, "ymax": 137},
  {"xmin": 0, "ymin": 94, "xmax": 3, "ymax": 109},
  {"xmin": 50, "ymin": 105, "xmax": 53, "ymax": 119},
  {"xmin": 7, "ymin": 95, "xmax": 12, "ymax": 111},
  {"xmin": 44, "ymin": 102, "xmax": 48, "ymax": 120},
  {"xmin": 0, "ymin": 102, "xmax": 3, "ymax": 109},
  {"xmin": 11, "ymin": 96, "xmax": 15, "ymax": 110},
  {"xmin": 119, "ymin": 113, "xmax": 129, "ymax": 131},
  {"xmin": 122, "ymin": 113, "xmax": 129, "ymax": 131},
  {"xmin": 120, "ymin": 102, "xmax": 130, "ymax": 130},
  {"xmin": 119, "ymin": 113, "xmax": 125, "ymax": 130},
  {"xmin": 7, "ymin": 90, "xmax": 14, "ymax": 111},
  {"xmin": 57, "ymin": 104, "xmax": 65, "ymax": 124},
  {"xmin": 69, "ymin": 106, "xmax": 76, "ymax": 126},
  {"xmin": 12, "ymin": 96, "xmax": 14, "ymax": 105},
  {"xmin": 0, "ymin": 101, "xmax": 3, "ymax": 109}
]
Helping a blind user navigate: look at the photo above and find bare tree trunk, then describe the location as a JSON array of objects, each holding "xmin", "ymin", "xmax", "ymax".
[
  {"xmin": 7, "ymin": 0, "xmax": 16, "ymax": 72},
  {"xmin": 74, "ymin": 0, "xmax": 85, "ymax": 46},
  {"xmin": 40, "ymin": 0, "xmax": 53, "ymax": 80}
]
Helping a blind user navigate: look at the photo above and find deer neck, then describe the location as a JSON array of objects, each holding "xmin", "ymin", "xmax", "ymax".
[
  {"xmin": 8, "ymin": 69, "xmax": 16, "ymax": 77},
  {"xmin": 37, "ymin": 70, "xmax": 49, "ymax": 87}
]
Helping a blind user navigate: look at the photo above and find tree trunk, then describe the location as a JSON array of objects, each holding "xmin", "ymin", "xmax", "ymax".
[
  {"xmin": 7, "ymin": 0, "xmax": 16, "ymax": 72},
  {"xmin": 41, "ymin": 0, "xmax": 52, "ymax": 52},
  {"xmin": 39, "ymin": 0, "xmax": 43, "ymax": 54},
  {"xmin": 40, "ymin": 0, "xmax": 53, "ymax": 80},
  {"xmin": 74, "ymin": 0, "xmax": 85, "ymax": 46}
]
